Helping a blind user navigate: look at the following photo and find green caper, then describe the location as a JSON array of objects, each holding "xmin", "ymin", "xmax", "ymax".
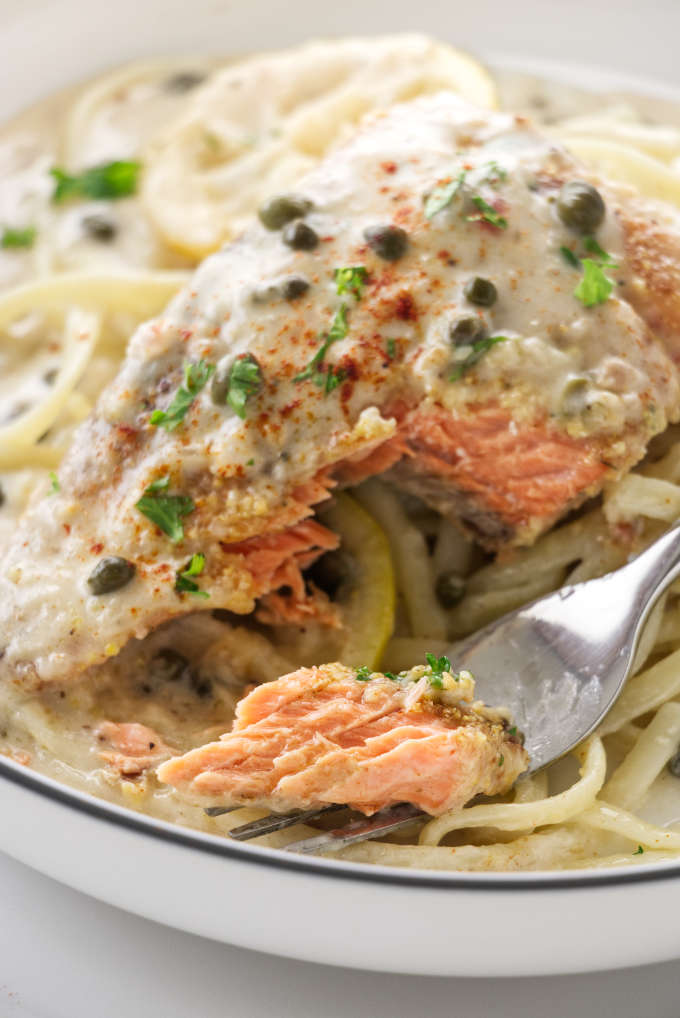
[
  {"xmin": 151, "ymin": 648, "xmax": 191, "ymax": 682},
  {"xmin": 87, "ymin": 556, "xmax": 136, "ymax": 595},
  {"xmin": 668, "ymin": 749, "xmax": 680, "ymax": 777},
  {"xmin": 164, "ymin": 71, "xmax": 206, "ymax": 93},
  {"xmin": 464, "ymin": 276, "xmax": 497, "ymax": 307},
  {"xmin": 557, "ymin": 180, "xmax": 605, "ymax": 234},
  {"xmin": 449, "ymin": 315, "xmax": 486, "ymax": 347},
  {"xmin": 560, "ymin": 377, "xmax": 590, "ymax": 416},
  {"xmin": 282, "ymin": 275, "xmax": 310, "ymax": 301},
  {"xmin": 282, "ymin": 220, "xmax": 319, "ymax": 251},
  {"xmin": 435, "ymin": 570, "xmax": 466, "ymax": 608},
  {"xmin": 81, "ymin": 214, "xmax": 117, "ymax": 242},
  {"xmin": 363, "ymin": 224, "xmax": 409, "ymax": 261},
  {"xmin": 258, "ymin": 194, "xmax": 313, "ymax": 231}
]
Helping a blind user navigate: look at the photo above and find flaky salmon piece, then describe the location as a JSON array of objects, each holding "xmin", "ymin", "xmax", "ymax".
[
  {"xmin": 2, "ymin": 92, "xmax": 680, "ymax": 687},
  {"xmin": 157, "ymin": 661, "xmax": 528, "ymax": 815},
  {"xmin": 95, "ymin": 721, "xmax": 175, "ymax": 777}
]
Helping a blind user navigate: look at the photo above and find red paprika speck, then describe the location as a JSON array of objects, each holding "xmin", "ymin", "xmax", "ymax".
[
  {"xmin": 90, "ymin": 542, "xmax": 104, "ymax": 555},
  {"xmin": 395, "ymin": 292, "xmax": 417, "ymax": 322},
  {"xmin": 381, "ymin": 161, "xmax": 398, "ymax": 174}
]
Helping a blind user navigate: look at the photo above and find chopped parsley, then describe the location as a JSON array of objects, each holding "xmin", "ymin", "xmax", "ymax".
[
  {"xmin": 633, "ymin": 845, "xmax": 645, "ymax": 855},
  {"xmin": 508, "ymin": 726, "xmax": 517, "ymax": 736},
  {"xmin": 426, "ymin": 652, "xmax": 452, "ymax": 688},
  {"xmin": 1, "ymin": 226, "xmax": 36, "ymax": 249},
  {"xmin": 560, "ymin": 245, "xmax": 581, "ymax": 269},
  {"xmin": 48, "ymin": 471, "xmax": 60, "ymax": 494},
  {"xmin": 225, "ymin": 355, "xmax": 263, "ymax": 419},
  {"xmin": 450, "ymin": 335, "xmax": 508, "ymax": 381},
  {"xmin": 574, "ymin": 259, "xmax": 614, "ymax": 307},
  {"xmin": 335, "ymin": 266, "xmax": 368, "ymax": 300},
  {"xmin": 384, "ymin": 671, "xmax": 398, "ymax": 681},
  {"xmin": 583, "ymin": 235, "xmax": 618, "ymax": 267},
  {"xmin": 498, "ymin": 754, "xmax": 505, "ymax": 767},
  {"xmin": 479, "ymin": 160, "xmax": 508, "ymax": 185},
  {"xmin": 424, "ymin": 171, "xmax": 466, "ymax": 219},
  {"xmin": 175, "ymin": 552, "xmax": 209, "ymax": 598},
  {"xmin": 385, "ymin": 338, "xmax": 397, "ymax": 360},
  {"xmin": 150, "ymin": 359, "xmax": 215, "ymax": 431},
  {"xmin": 355, "ymin": 665, "xmax": 372, "ymax": 681},
  {"xmin": 135, "ymin": 477, "xmax": 195, "ymax": 543},
  {"xmin": 466, "ymin": 195, "xmax": 507, "ymax": 229},
  {"xmin": 50, "ymin": 160, "xmax": 141, "ymax": 203},
  {"xmin": 246, "ymin": 457, "xmax": 255, "ymax": 466},
  {"xmin": 294, "ymin": 303, "xmax": 348, "ymax": 390}
]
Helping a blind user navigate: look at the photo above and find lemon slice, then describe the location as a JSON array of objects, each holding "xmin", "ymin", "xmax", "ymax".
[
  {"xmin": 563, "ymin": 136, "xmax": 680, "ymax": 210},
  {"xmin": 316, "ymin": 492, "xmax": 396, "ymax": 669},
  {"xmin": 141, "ymin": 35, "xmax": 497, "ymax": 259}
]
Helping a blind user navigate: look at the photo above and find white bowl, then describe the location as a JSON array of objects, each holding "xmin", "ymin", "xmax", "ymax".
[{"xmin": 3, "ymin": 0, "xmax": 680, "ymax": 978}]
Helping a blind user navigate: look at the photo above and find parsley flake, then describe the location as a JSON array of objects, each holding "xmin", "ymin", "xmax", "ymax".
[
  {"xmin": 50, "ymin": 161, "xmax": 140, "ymax": 203},
  {"xmin": 135, "ymin": 479, "xmax": 195, "ymax": 543},
  {"xmin": 1, "ymin": 226, "xmax": 36, "ymax": 249},
  {"xmin": 498, "ymin": 754, "xmax": 505, "ymax": 767},
  {"xmin": 48, "ymin": 471, "xmax": 60, "ymax": 494},
  {"xmin": 466, "ymin": 195, "xmax": 507, "ymax": 229},
  {"xmin": 225, "ymin": 355, "xmax": 263, "ymax": 419},
  {"xmin": 294, "ymin": 303, "xmax": 349, "ymax": 390},
  {"xmin": 560, "ymin": 245, "xmax": 581, "ymax": 269},
  {"xmin": 150, "ymin": 359, "xmax": 215, "ymax": 431},
  {"xmin": 335, "ymin": 266, "xmax": 368, "ymax": 300},
  {"xmin": 574, "ymin": 258, "xmax": 614, "ymax": 307},
  {"xmin": 426, "ymin": 652, "xmax": 452, "ymax": 688},
  {"xmin": 385, "ymin": 338, "xmax": 397, "ymax": 360},
  {"xmin": 633, "ymin": 845, "xmax": 645, "ymax": 855},
  {"xmin": 424, "ymin": 171, "xmax": 466, "ymax": 219},
  {"xmin": 384, "ymin": 671, "xmax": 398, "ymax": 681},
  {"xmin": 450, "ymin": 335, "xmax": 508, "ymax": 381},
  {"xmin": 175, "ymin": 552, "xmax": 209, "ymax": 598},
  {"xmin": 583, "ymin": 235, "xmax": 618, "ymax": 267},
  {"xmin": 355, "ymin": 666, "xmax": 372, "ymax": 682}
]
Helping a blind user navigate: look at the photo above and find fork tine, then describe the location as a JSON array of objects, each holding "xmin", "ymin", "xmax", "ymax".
[
  {"xmin": 203, "ymin": 805, "xmax": 239, "ymax": 817},
  {"xmin": 282, "ymin": 803, "xmax": 425, "ymax": 854},
  {"xmin": 229, "ymin": 804, "xmax": 346, "ymax": 841}
]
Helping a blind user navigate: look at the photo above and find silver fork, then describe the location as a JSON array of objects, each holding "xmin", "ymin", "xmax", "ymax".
[{"xmin": 217, "ymin": 523, "xmax": 680, "ymax": 854}]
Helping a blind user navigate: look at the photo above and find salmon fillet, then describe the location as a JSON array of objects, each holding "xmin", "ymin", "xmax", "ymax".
[
  {"xmin": 157, "ymin": 661, "xmax": 528, "ymax": 815},
  {"xmin": 2, "ymin": 92, "xmax": 680, "ymax": 687}
]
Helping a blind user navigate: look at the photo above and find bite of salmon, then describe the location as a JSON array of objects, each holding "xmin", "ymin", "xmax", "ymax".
[
  {"xmin": 2, "ymin": 92, "xmax": 680, "ymax": 687},
  {"xmin": 157, "ymin": 661, "xmax": 528, "ymax": 816}
]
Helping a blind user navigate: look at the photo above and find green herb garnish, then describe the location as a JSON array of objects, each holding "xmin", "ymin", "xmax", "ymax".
[
  {"xmin": 48, "ymin": 471, "xmax": 60, "ymax": 494},
  {"xmin": 385, "ymin": 338, "xmax": 396, "ymax": 361},
  {"xmin": 466, "ymin": 195, "xmax": 507, "ymax": 229},
  {"xmin": 633, "ymin": 845, "xmax": 645, "ymax": 855},
  {"xmin": 479, "ymin": 161, "xmax": 507, "ymax": 185},
  {"xmin": 560, "ymin": 245, "xmax": 580, "ymax": 269},
  {"xmin": 135, "ymin": 478, "xmax": 195, "ymax": 543},
  {"xmin": 355, "ymin": 666, "xmax": 372, "ymax": 682},
  {"xmin": 150, "ymin": 360, "xmax": 215, "ymax": 431},
  {"xmin": 450, "ymin": 335, "xmax": 508, "ymax": 381},
  {"xmin": 246, "ymin": 458, "xmax": 255, "ymax": 466},
  {"xmin": 424, "ymin": 171, "xmax": 466, "ymax": 219},
  {"xmin": 226, "ymin": 355, "xmax": 262, "ymax": 419},
  {"xmin": 574, "ymin": 259, "xmax": 614, "ymax": 307},
  {"xmin": 384, "ymin": 671, "xmax": 398, "ymax": 681},
  {"xmin": 498, "ymin": 754, "xmax": 505, "ymax": 767},
  {"xmin": 583, "ymin": 235, "xmax": 618, "ymax": 267},
  {"xmin": 508, "ymin": 726, "xmax": 517, "ymax": 736},
  {"xmin": 294, "ymin": 303, "xmax": 348, "ymax": 389},
  {"xmin": 50, "ymin": 160, "xmax": 141, "ymax": 203},
  {"xmin": 1, "ymin": 226, "xmax": 36, "ymax": 249},
  {"xmin": 335, "ymin": 266, "xmax": 368, "ymax": 300},
  {"xmin": 426, "ymin": 652, "xmax": 452, "ymax": 688},
  {"xmin": 175, "ymin": 552, "xmax": 209, "ymax": 598}
]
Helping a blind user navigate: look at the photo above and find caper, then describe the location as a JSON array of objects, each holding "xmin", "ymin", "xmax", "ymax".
[
  {"xmin": 151, "ymin": 648, "xmax": 191, "ymax": 683},
  {"xmin": 464, "ymin": 276, "xmax": 497, "ymax": 307},
  {"xmin": 557, "ymin": 180, "xmax": 605, "ymax": 234},
  {"xmin": 164, "ymin": 71, "xmax": 206, "ymax": 93},
  {"xmin": 282, "ymin": 275, "xmax": 310, "ymax": 301},
  {"xmin": 282, "ymin": 220, "xmax": 319, "ymax": 251},
  {"xmin": 258, "ymin": 194, "xmax": 313, "ymax": 231},
  {"xmin": 210, "ymin": 356, "xmax": 233, "ymax": 405},
  {"xmin": 435, "ymin": 570, "xmax": 466, "ymax": 608},
  {"xmin": 560, "ymin": 377, "xmax": 590, "ymax": 416},
  {"xmin": 87, "ymin": 556, "xmax": 136, "ymax": 595},
  {"xmin": 449, "ymin": 315, "xmax": 485, "ymax": 347},
  {"xmin": 81, "ymin": 214, "xmax": 117, "ymax": 242},
  {"xmin": 363, "ymin": 224, "xmax": 409, "ymax": 261},
  {"xmin": 669, "ymin": 749, "xmax": 680, "ymax": 777}
]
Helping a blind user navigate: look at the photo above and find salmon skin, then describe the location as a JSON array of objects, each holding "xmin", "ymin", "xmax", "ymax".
[
  {"xmin": 157, "ymin": 661, "xmax": 528, "ymax": 816},
  {"xmin": 1, "ymin": 92, "xmax": 680, "ymax": 687}
]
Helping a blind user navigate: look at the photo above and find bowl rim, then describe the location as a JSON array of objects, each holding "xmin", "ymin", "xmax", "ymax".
[{"xmin": 3, "ymin": 752, "xmax": 680, "ymax": 891}]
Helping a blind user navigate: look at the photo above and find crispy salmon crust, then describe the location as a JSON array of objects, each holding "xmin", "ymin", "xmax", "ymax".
[{"xmin": 157, "ymin": 663, "xmax": 528, "ymax": 816}]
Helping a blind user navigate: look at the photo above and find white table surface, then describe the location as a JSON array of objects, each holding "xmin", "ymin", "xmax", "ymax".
[{"xmin": 1, "ymin": 850, "xmax": 679, "ymax": 1018}]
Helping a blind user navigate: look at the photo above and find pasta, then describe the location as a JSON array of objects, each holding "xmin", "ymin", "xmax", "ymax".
[{"xmin": 2, "ymin": 39, "xmax": 680, "ymax": 873}]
